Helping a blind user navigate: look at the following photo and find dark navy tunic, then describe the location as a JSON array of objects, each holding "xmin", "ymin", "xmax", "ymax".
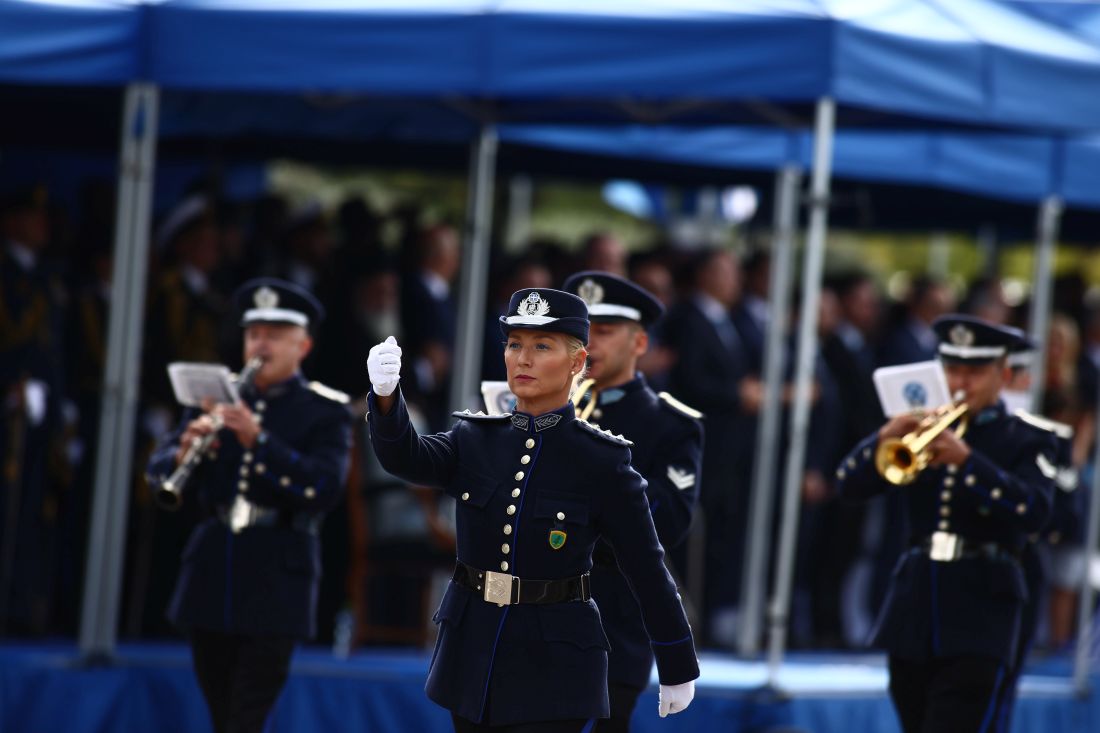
[
  {"xmin": 835, "ymin": 401, "xmax": 1056, "ymax": 666},
  {"xmin": 367, "ymin": 390, "xmax": 699, "ymax": 725},
  {"xmin": 147, "ymin": 374, "xmax": 352, "ymax": 639},
  {"xmin": 578, "ymin": 374, "xmax": 703, "ymax": 690}
]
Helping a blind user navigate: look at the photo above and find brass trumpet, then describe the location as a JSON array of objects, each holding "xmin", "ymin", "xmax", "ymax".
[
  {"xmin": 572, "ymin": 376, "xmax": 598, "ymax": 421},
  {"xmin": 875, "ymin": 398, "xmax": 969, "ymax": 486}
]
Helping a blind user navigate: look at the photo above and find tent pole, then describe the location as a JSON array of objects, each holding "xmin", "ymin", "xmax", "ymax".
[
  {"xmin": 1074, "ymin": 388, "xmax": 1100, "ymax": 696},
  {"xmin": 1027, "ymin": 195, "xmax": 1062, "ymax": 412},
  {"xmin": 737, "ymin": 164, "xmax": 802, "ymax": 656},
  {"xmin": 79, "ymin": 83, "xmax": 159, "ymax": 660},
  {"xmin": 450, "ymin": 124, "xmax": 498, "ymax": 415},
  {"xmin": 766, "ymin": 98, "xmax": 835, "ymax": 685}
]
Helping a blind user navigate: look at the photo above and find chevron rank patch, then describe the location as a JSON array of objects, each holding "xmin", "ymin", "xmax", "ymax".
[
  {"xmin": 667, "ymin": 466, "xmax": 696, "ymax": 491},
  {"xmin": 1036, "ymin": 452, "xmax": 1058, "ymax": 480},
  {"xmin": 549, "ymin": 529, "xmax": 567, "ymax": 549}
]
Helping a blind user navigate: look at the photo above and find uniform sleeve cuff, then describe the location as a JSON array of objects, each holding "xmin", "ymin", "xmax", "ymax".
[
  {"xmin": 367, "ymin": 388, "xmax": 412, "ymax": 442},
  {"xmin": 651, "ymin": 636, "xmax": 700, "ymax": 685}
]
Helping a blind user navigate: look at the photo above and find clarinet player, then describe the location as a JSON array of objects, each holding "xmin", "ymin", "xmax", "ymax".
[{"xmin": 147, "ymin": 278, "xmax": 353, "ymax": 733}]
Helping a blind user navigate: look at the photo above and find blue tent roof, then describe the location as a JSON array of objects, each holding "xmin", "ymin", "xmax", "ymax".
[
  {"xmin": 0, "ymin": 0, "xmax": 142, "ymax": 85},
  {"xmin": 497, "ymin": 124, "xmax": 1100, "ymax": 209},
  {"xmin": 143, "ymin": 0, "xmax": 1100, "ymax": 131}
]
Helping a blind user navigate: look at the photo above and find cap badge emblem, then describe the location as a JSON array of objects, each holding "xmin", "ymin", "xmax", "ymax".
[
  {"xmin": 949, "ymin": 324, "xmax": 974, "ymax": 346},
  {"xmin": 520, "ymin": 291, "xmax": 551, "ymax": 317},
  {"xmin": 549, "ymin": 529, "xmax": 567, "ymax": 550},
  {"xmin": 576, "ymin": 278, "xmax": 604, "ymax": 306},
  {"xmin": 254, "ymin": 286, "xmax": 279, "ymax": 309}
]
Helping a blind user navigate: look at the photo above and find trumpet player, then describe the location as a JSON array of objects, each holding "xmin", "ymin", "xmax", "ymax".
[
  {"xmin": 147, "ymin": 278, "xmax": 352, "ymax": 733},
  {"xmin": 835, "ymin": 315, "xmax": 1057, "ymax": 733}
]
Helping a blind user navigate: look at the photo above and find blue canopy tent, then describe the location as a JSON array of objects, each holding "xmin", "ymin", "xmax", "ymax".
[{"xmin": 7, "ymin": 0, "xmax": 1100, "ymax": 678}]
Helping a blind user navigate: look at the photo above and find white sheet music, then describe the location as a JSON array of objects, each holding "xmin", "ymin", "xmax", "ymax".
[
  {"xmin": 872, "ymin": 360, "xmax": 950, "ymax": 417},
  {"xmin": 481, "ymin": 381, "xmax": 516, "ymax": 415},
  {"xmin": 167, "ymin": 362, "xmax": 239, "ymax": 408}
]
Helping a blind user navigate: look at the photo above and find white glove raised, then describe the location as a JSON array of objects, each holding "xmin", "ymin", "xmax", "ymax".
[
  {"xmin": 367, "ymin": 336, "xmax": 402, "ymax": 397},
  {"xmin": 658, "ymin": 680, "xmax": 695, "ymax": 718}
]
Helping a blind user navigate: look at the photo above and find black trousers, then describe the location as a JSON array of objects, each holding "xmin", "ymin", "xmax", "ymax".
[
  {"xmin": 888, "ymin": 655, "xmax": 1007, "ymax": 733},
  {"xmin": 451, "ymin": 713, "xmax": 596, "ymax": 733},
  {"xmin": 593, "ymin": 682, "xmax": 644, "ymax": 732},
  {"xmin": 189, "ymin": 629, "xmax": 296, "ymax": 733}
]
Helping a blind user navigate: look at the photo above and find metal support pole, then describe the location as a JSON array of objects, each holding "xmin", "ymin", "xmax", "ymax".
[
  {"xmin": 504, "ymin": 175, "xmax": 533, "ymax": 253},
  {"xmin": 766, "ymin": 98, "xmax": 835, "ymax": 684},
  {"xmin": 1027, "ymin": 196, "xmax": 1062, "ymax": 413},
  {"xmin": 79, "ymin": 83, "xmax": 159, "ymax": 660},
  {"xmin": 449, "ymin": 125, "xmax": 498, "ymax": 414},
  {"xmin": 1073, "ymin": 391, "xmax": 1100, "ymax": 695},
  {"xmin": 737, "ymin": 165, "xmax": 802, "ymax": 656}
]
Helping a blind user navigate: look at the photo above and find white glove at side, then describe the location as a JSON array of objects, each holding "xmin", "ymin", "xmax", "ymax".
[
  {"xmin": 658, "ymin": 680, "xmax": 695, "ymax": 718},
  {"xmin": 367, "ymin": 336, "xmax": 402, "ymax": 397}
]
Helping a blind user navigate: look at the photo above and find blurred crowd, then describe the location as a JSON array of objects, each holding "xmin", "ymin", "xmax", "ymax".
[{"xmin": 1, "ymin": 179, "xmax": 1096, "ymax": 654}]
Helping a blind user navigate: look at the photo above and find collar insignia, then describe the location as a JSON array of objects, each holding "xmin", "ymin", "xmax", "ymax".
[
  {"xmin": 510, "ymin": 414, "xmax": 531, "ymax": 431},
  {"xmin": 519, "ymin": 291, "xmax": 551, "ymax": 317},
  {"xmin": 949, "ymin": 324, "xmax": 974, "ymax": 346},
  {"xmin": 576, "ymin": 278, "xmax": 604, "ymax": 306},
  {"xmin": 254, "ymin": 286, "xmax": 279, "ymax": 309},
  {"xmin": 535, "ymin": 414, "xmax": 563, "ymax": 431}
]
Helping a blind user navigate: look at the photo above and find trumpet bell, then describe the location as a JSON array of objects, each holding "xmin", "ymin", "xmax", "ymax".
[
  {"xmin": 874, "ymin": 437, "xmax": 921, "ymax": 485},
  {"xmin": 873, "ymin": 401, "xmax": 969, "ymax": 486}
]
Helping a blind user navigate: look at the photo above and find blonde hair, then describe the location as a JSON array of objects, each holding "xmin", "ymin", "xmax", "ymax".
[{"xmin": 564, "ymin": 335, "xmax": 590, "ymax": 388}]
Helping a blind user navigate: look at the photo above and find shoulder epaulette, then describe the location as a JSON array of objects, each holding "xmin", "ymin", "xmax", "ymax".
[
  {"xmin": 452, "ymin": 409, "xmax": 510, "ymax": 421},
  {"xmin": 1014, "ymin": 409, "xmax": 1073, "ymax": 440},
  {"xmin": 308, "ymin": 381, "xmax": 350, "ymax": 405},
  {"xmin": 576, "ymin": 419, "xmax": 633, "ymax": 446},
  {"xmin": 658, "ymin": 392, "xmax": 703, "ymax": 420}
]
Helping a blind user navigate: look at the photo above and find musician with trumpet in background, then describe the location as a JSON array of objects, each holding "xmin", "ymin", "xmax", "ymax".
[
  {"xmin": 147, "ymin": 278, "xmax": 352, "ymax": 733},
  {"xmin": 835, "ymin": 315, "xmax": 1057, "ymax": 733}
]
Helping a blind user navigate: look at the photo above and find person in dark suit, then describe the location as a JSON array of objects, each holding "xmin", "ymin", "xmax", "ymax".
[
  {"xmin": 662, "ymin": 249, "xmax": 756, "ymax": 645},
  {"xmin": 146, "ymin": 278, "xmax": 353, "ymax": 733},
  {"xmin": 835, "ymin": 314, "xmax": 1056, "ymax": 733},
  {"xmin": 563, "ymin": 271, "xmax": 704, "ymax": 731},
  {"xmin": 877, "ymin": 276, "xmax": 956, "ymax": 368},
  {"xmin": 367, "ymin": 288, "xmax": 699, "ymax": 731},
  {"xmin": 0, "ymin": 184, "xmax": 67, "ymax": 636},
  {"xmin": 401, "ymin": 224, "xmax": 461, "ymax": 430}
]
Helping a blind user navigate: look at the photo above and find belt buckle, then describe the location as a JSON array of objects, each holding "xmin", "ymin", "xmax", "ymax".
[
  {"xmin": 484, "ymin": 570, "xmax": 516, "ymax": 606},
  {"xmin": 228, "ymin": 496, "xmax": 252, "ymax": 534},
  {"xmin": 929, "ymin": 531, "xmax": 960, "ymax": 562}
]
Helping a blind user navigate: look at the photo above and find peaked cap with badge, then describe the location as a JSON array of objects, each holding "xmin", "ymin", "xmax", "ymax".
[
  {"xmin": 233, "ymin": 277, "xmax": 325, "ymax": 331},
  {"xmin": 499, "ymin": 287, "xmax": 589, "ymax": 344},
  {"xmin": 562, "ymin": 271, "xmax": 665, "ymax": 328},
  {"xmin": 933, "ymin": 314, "xmax": 1027, "ymax": 364}
]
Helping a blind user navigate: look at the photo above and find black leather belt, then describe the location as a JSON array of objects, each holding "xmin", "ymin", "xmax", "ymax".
[
  {"xmin": 917, "ymin": 531, "xmax": 1019, "ymax": 563},
  {"xmin": 216, "ymin": 502, "xmax": 321, "ymax": 536},
  {"xmin": 453, "ymin": 561, "xmax": 591, "ymax": 605}
]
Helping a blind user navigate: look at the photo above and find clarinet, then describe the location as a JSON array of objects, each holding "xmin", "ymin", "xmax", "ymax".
[{"xmin": 154, "ymin": 357, "xmax": 264, "ymax": 511}]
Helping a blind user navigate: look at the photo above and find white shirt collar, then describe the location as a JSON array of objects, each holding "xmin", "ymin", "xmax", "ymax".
[
  {"xmin": 6, "ymin": 241, "xmax": 36, "ymax": 271},
  {"xmin": 421, "ymin": 270, "xmax": 450, "ymax": 300},
  {"xmin": 693, "ymin": 293, "xmax": 729, "ymax": 325},
  {"xmin": 180, "ymin": 264, "xmax": 209, "ymax": 295}
]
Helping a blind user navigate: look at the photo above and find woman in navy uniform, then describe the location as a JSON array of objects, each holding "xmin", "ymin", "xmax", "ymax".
[
  {"xmin": 835, "ymin": 315, "xmax": 1056, "ymax": 733},
  {"xmin": 147, "ymin": 278, "xmax": 353, "ymax": 733},
  {"xmin": 562, "ymin": 271, "xmax": 704, "ymax": 732},
  {"xmin": 367, "ymin": 288, "xmax": 699, "ymax": 731}
]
